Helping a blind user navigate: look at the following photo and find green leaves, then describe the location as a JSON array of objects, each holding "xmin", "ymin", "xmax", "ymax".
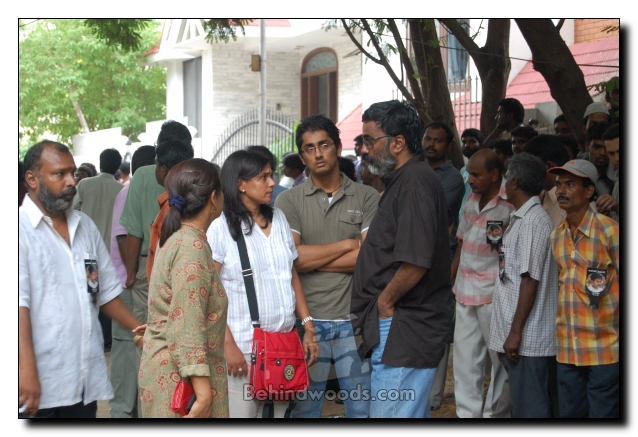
[
  {"xmin": 19, "ymin": 19, "xmax": 166, "ymax": 150},
  {"xmin": 84, "ymin": 19, "xmax": 155, "ymax": 52}
]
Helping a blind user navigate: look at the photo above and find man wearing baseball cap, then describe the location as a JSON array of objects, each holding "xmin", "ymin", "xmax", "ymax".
[
  {"xmin": 578, "ymin": 103, "xmax": 612, "ymax": 159},
  {"xmin": 548, "ymin": 159, "xmax": 619, "ymax": 418}
]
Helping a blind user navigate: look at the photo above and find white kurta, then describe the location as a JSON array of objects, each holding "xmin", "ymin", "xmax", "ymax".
[{"xmin": 19, "ymin": 194, "xmax": 122, "ymax": 410}]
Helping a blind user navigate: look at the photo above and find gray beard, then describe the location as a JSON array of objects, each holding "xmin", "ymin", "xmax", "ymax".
[
  {"xmin": 38, "ymin": 177, "xmax": 76, "ymax": 214},
  {"xmin": 367, "ymin": 140, "xmax": 397, "ymax": 178}
]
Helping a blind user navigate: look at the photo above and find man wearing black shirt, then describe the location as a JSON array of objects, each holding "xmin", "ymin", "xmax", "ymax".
[{"xmin": 352, "ymin": 100, "xmax": 454, "ymax": 418}]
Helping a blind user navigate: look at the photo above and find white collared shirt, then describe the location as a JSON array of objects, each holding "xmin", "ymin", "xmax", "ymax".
[
  {"xmin": 19, "ymin": 194, "xmax": 122, "ymax": 410},
  {"xmin": 207, "ymin": 209, "xmax": 298, "ymax": 354}
]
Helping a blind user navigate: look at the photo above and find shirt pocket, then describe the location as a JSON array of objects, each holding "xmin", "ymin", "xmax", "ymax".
[
  {"xmin": 501, "ymin": 242, "xmax": 519, "ymax": 284},
  {"xmin": 337, "ymin": 212, "xmax": 364, "ymax": 241}
]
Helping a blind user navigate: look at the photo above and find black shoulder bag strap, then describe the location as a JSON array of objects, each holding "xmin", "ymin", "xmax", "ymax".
[
  {"xmin": 235, "ymin": 232, "xmax": 297, "ymax": 419},
  {"xmin": 236, "ymin": 232, "xmax": 260, "ymax": 329}
]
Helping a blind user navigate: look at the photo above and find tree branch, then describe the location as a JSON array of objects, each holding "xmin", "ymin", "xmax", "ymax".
[
  {"xmin": 340, "ymin": 19, "xmax": 382, "ymax": 65},
  {"xmin": 359, "ymin": 19, "xmax": 419, "ymax": 108},
  {"xmin": 386, "ymin": 19, "xmax": 425, "ymax": 104}
]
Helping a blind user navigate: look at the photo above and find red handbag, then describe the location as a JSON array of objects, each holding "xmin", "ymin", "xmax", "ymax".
[
  {"xmin": 249, "ymin": 326, "xmax": 309, "ymax": 401},
  {"xmin": 170, "ymin": 380, "xmax": 196, "ymax": 416},
  {"xmin": 236, "ymin": 234, "xmax": 309, "ymax": 405}
]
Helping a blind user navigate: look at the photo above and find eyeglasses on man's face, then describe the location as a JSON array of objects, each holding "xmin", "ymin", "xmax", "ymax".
[
  {"xmin": 301, "ymin": 142, "xmax": 334, "ymax": 155},
  {"xmin": 362, "ymin": 135, "xmax": 393, "ymax": 149}
]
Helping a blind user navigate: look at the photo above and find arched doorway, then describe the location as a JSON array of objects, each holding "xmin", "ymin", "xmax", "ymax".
[{"xmin": 301, "ymin": 48, "xmax": 338, "ymax": 122}]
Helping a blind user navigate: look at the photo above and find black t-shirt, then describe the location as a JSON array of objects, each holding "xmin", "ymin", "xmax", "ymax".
[{"xmin": 351, "ymin": 154, "xmax": 454, "ymax": 368}]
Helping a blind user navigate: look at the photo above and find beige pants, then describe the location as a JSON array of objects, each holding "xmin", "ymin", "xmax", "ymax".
[
  {"xmin": 453, "ymin": 301, "xmax": 510, "ymax": 418},
  {"xmin": 227, "ymin": 353, "xmax": 291, "ymax": 418}
]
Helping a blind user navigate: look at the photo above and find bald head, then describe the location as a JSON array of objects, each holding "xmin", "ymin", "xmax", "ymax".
[
  {"xmin": 467, "ymin": 149, "xmax": 505, "ymax": 197},
  {"xmin": 469, "ymin": 149, "xmax": 505, "ymax": 175}
]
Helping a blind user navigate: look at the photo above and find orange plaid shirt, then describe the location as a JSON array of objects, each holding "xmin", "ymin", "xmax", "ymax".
[
  {"xmin": 147, "ymin": 191, "xmax": 169, "ymax": 280},
  {"xmin": 550, "ymin": 208, "xmax": 619, "ymax": 366}
]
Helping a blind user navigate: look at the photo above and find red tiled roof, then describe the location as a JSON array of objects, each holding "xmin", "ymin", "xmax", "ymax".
[
  {"xmin": 336, "ymin": 104, "xmax": 362, "ymax": 151},
  {"xmin": 507, "ymin": 37, "xmax": 619, "ymax": 109},
  {"xmin": 451, "ymin": 37, "xmax": 619, "ymax": 129},
  {"xmin": 246, "ymin": 19, "xmax": 291, "ymax": 27}
]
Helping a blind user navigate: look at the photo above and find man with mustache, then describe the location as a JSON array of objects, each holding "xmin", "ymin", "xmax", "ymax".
[
  {"xmin": 548, "ymin": 159, "xmax": 619, "ymax": 418},
  {"xmin": 451, "ymin": 149, "xmax": 514, "ymax": 418},
  {"xmin": 19, "ymin": 141, "xmax": 143, "ymax": 418},
  {"xmin": 422, "ymin": 121, "xmax": 464, "ymax": 411},
  {"xmin": 351, "ymin": 100, "xmax": 453, "ymax": 418},
  {"xmin": 276, "ymin": 115, "xmax": 379, "ymax": 418}
]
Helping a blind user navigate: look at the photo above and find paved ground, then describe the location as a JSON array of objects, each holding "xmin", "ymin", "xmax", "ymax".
[{"xmin": 98, "ymin": 349, "xmax": 460, "ymax": 418}]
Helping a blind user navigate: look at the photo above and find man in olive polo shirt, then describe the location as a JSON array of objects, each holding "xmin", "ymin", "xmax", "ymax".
[{"xmin": 275, "ymin": 115, "xmax": 380, "ymax": 418}]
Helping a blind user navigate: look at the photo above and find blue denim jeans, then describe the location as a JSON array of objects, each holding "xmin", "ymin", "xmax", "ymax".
[
  {"xmin": 500, "ymin": 354, "xmax": 552, "ymax": 418},
  {"xmin": 369, "ymin": 318, "xmax": 436, "ymax": 418},
  {"xmin": 557, "ymin": 362, "xmax": 619, "ymax": 418},
  {"xmin": 292, "ymin": 320, "xmax": 371, "ymax": 418}
]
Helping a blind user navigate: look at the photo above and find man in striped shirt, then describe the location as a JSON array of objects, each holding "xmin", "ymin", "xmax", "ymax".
[
  {"xmin": 488, "ymin": 153, "xmax": 558, "ymax": 418},
  {"xmin": 548, "ymin": 159, "xmax": 619, "ymax": 418},
  {"xmin": 451, "ymin": 149, "xmax": 514, "ymax": 418}
]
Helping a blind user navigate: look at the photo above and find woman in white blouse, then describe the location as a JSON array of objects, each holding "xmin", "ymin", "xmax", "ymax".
[{"xmin": 207, "ymin": 149, "xmax": 318, "ymax": 418}]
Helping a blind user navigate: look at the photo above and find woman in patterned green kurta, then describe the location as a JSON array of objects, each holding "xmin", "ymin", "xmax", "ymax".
[{"xmin": 139, "ymin": 159, "xmax": 228, "ymax": 418}]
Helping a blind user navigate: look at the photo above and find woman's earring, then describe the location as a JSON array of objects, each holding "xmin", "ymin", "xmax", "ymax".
[{"xmin": 241, "ymin": 189, "xmax": 246, "ymax": 193}]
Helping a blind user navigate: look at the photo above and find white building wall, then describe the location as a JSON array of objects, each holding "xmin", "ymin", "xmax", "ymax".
[
  {"xmin": 333, "ymin": 39, "xmax": 362, "ymax": 120},
  {"xmin": 209, "ymin": 43, "xmax": 301, "ymax": 156}
]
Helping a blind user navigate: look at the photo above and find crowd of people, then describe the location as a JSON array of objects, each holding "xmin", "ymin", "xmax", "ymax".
[{"xmin": 19, "ymin": 87, "xmax": 620, "ymax": 419}]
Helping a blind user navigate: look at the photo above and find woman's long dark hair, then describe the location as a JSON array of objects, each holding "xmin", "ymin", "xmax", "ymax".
[
  {"xmin": 221, "ymin": 150, "xmax": 274, "ymax": 241},
  {"xmin": 160, "ymin": 158, "xmax": 221, "ymax": 247}
]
